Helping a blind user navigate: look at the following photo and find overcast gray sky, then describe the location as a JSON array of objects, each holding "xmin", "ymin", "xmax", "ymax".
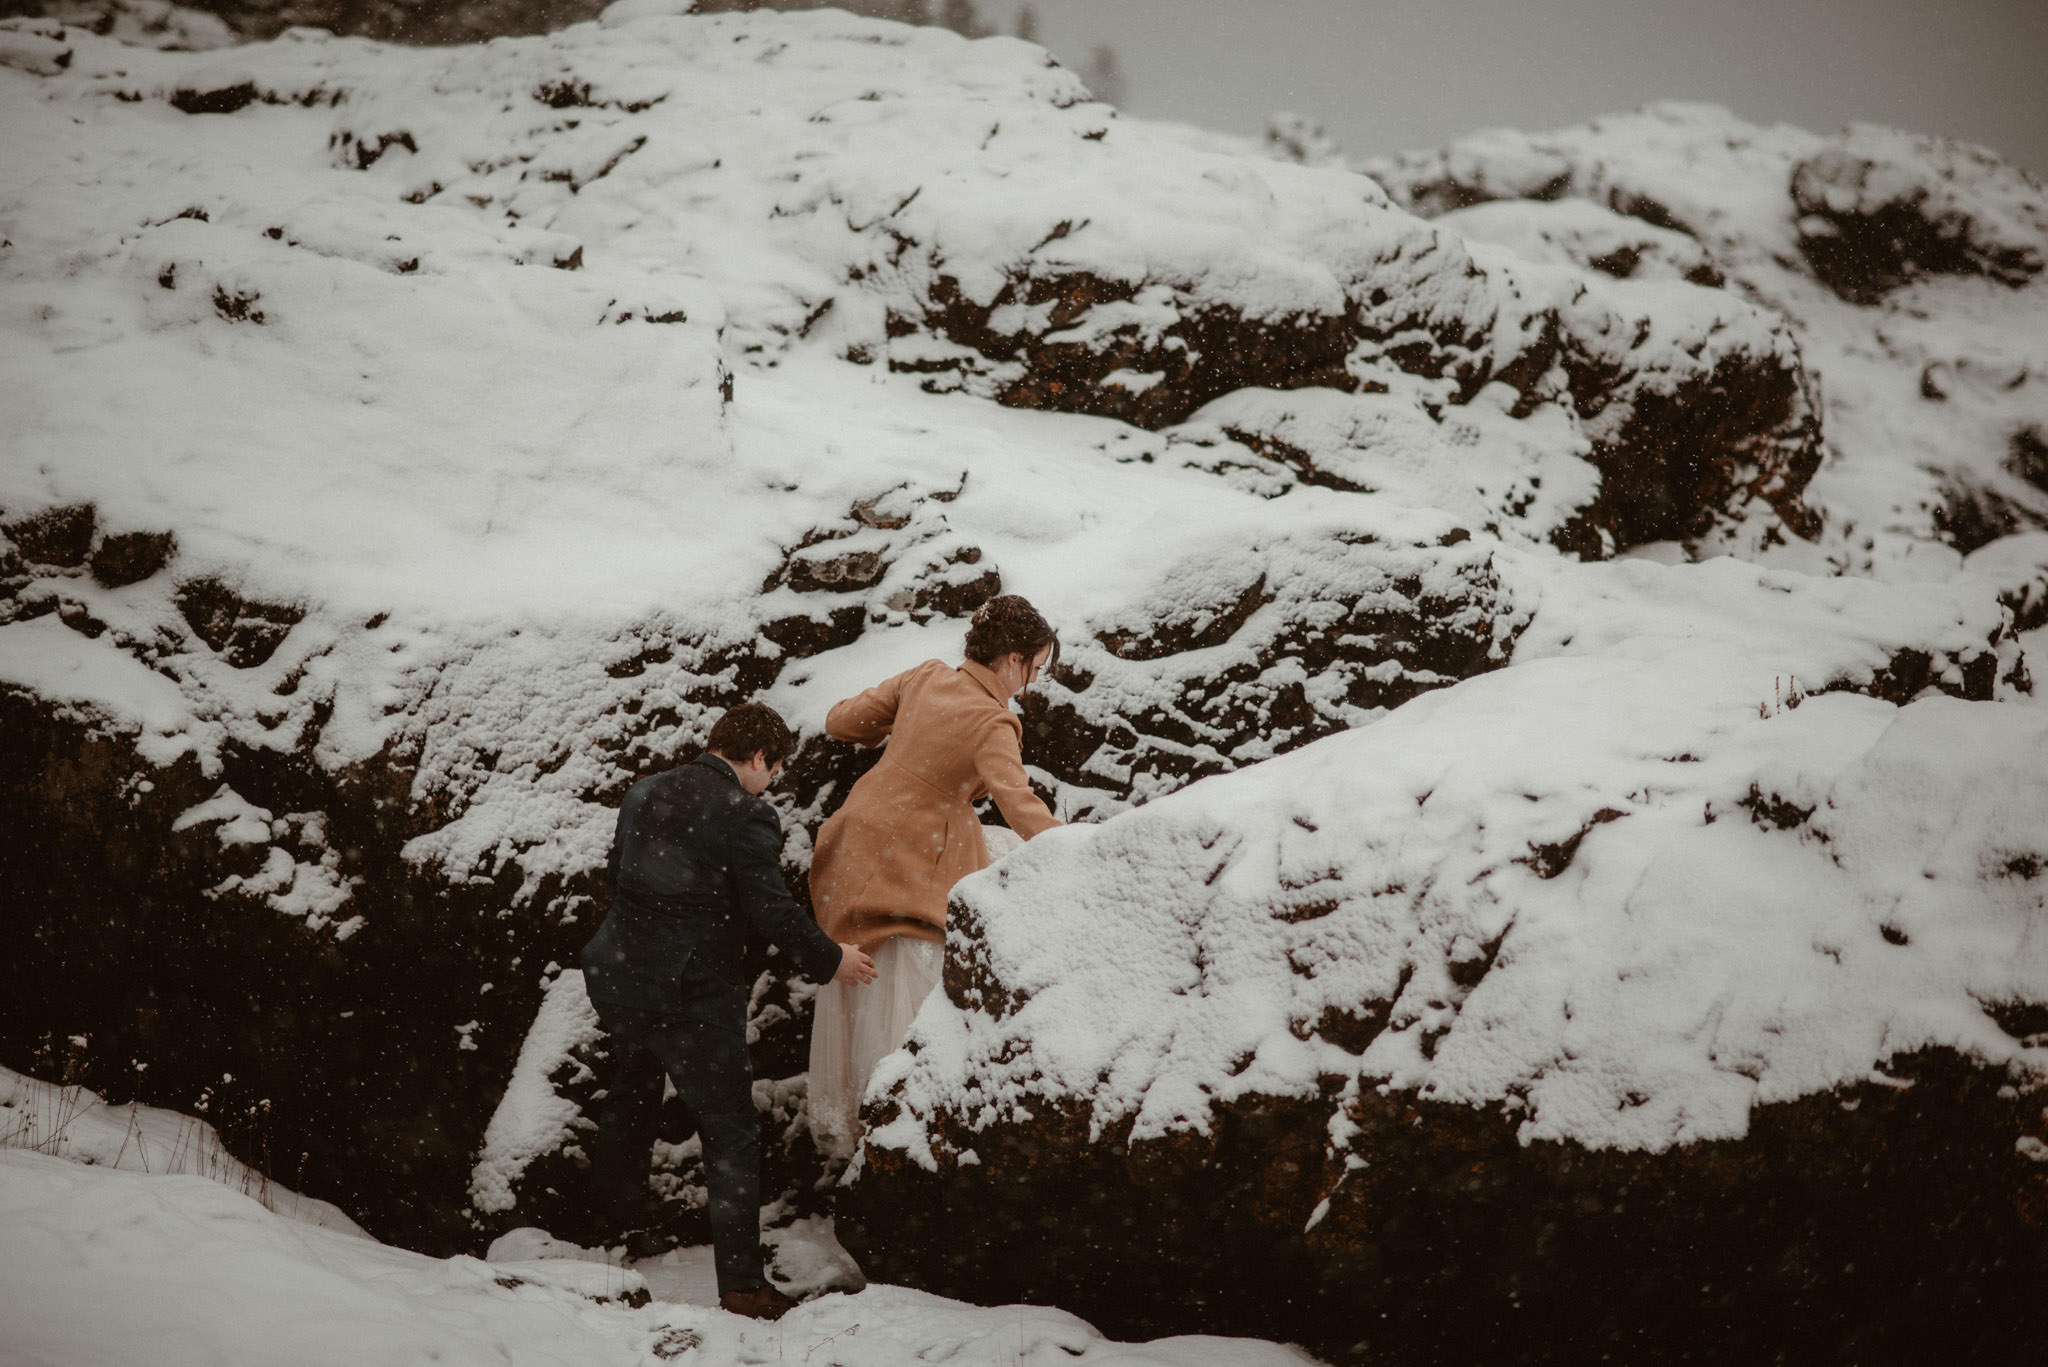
[{"xmin": 980, "ymin": 0, "xmax": 2046, "ymax": 179}]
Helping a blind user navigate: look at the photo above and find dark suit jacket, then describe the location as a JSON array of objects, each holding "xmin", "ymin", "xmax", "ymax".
[{"xmin": 580, "ymin": 753, "xmax": 842, "ymax": 1030}]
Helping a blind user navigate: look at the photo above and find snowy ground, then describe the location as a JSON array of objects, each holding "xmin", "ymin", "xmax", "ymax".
[{"xmin": 1, "ymin": 1067, "xmax": 1319, "ymax": 1366}]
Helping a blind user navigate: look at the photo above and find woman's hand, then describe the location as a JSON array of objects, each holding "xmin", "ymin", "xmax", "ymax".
[{"xmin": 834, "ymin": 943, "xmax": 878, "ymax": 986}]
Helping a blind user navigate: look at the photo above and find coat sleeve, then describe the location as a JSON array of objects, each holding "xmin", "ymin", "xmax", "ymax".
[
  {"xmin": 974, "ymin": 714, "xmax": 1061, "ymax": 841},
  {"xmin": 728, "ymin": 798, "xmax": 846, "ymax": 983},
  {"xmin": 825, "ymin": 665, "xmax": 913, "ymax": 747}
]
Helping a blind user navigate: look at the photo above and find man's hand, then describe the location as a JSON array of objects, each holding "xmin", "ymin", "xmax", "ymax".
[{"xmin": 834, "ymin": 943, "xmax": 878, "ymax": 986}]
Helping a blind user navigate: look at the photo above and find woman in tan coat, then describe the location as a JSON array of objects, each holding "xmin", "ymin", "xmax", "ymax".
[{"xmin": 806, "ymin": 595, "xmax": 1062, "ymax": 1155}]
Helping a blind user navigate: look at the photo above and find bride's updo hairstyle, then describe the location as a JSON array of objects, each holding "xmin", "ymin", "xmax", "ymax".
[{"xmin": 964, "ymin": 594, "xmax": 1059, "ymax": 671}]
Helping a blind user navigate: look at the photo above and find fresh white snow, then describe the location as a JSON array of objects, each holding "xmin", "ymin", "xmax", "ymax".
[
  {"xmin": 1, "ymin": 1079, "xmax": 1321, "ymax": 1367},
  {"xmin": 0, "ymin": 1062, "xmax": 367, "ymax": 1236}
]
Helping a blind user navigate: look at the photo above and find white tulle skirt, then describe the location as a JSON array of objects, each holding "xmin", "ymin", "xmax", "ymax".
[{"xmin": 808, "ymin": 824, "xmax": 1024, "ymax": 1159}]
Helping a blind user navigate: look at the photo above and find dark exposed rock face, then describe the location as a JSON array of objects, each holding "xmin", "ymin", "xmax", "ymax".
[
  {"xmin": 172, "ymin": 577, "xmax": 305, "ymax": 668},
  {"xmin": 0, "ymin": 476, "xmax": 882, "ymax": 1248},
  {"xmin": 844, "ymin": 1049, "xmax": 2047, "ymax": 1364},
  {"xmin": 907, "ymin": 269, "xmax": 1362, "ymax": 430},
  {"xmin": 1019, "ymin": 526, "xmax": 1522, "ymax": 807},
  {"xmin": 1357, "ymin": 274, "xmax": 1821, "ymax": 555},
  {"xmin": 0, "ymin": 690, "xmax": 557, "ymax": 1249},
  {"xmin": 757, "ymin": 478, "xmax": 999, "ymax": 627},
  {"xmin": 1362, "ymin": 113, "xmax": 2048, "ymax": 315},
  {"xmin": 897, "ymin": 242, "xmax": 1825, "ymax": 558},
  {"xmin": 1555, "ymin": 345, "xmax": 1822, "ymax": 551},
  {"xmin": 90, "ymin": 530, "xmax": 176, "ymax": 588},
  {"xmin": 4, "ymin": 502, "xmax": 98, "ymax": 568},
  {"xmin": 1932, "ymin": 429, "xmax": 2048, "ymax": 555},
  {"xmin": 0, "ymin": 613, "xmax": 852, "ymax": 1250},
  {"xmin": 2, "ymin": 509, "xmax": 175, "ymax": 619}
]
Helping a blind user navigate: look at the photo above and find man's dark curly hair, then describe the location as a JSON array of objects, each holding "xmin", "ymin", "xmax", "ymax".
[
  {"xmin": 706, "ymin": 701, "xmax": 795, "ymax": 767},
  {"xmin": 964, "ymin": 593, "xmax": 1059, "ymax": 671}
]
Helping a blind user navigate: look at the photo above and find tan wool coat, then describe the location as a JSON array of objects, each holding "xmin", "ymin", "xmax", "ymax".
[{"xmin": 808, "ymin": 658, "xmax": 1060, "ymax": 953}]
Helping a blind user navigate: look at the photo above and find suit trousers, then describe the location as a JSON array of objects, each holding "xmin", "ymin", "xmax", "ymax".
[{"xmin": 588, "ymin": 998, "xmax": 765, "ymax": 1294}]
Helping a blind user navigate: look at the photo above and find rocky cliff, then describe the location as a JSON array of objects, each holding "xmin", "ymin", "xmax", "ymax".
[{"xmin": 3, "ymin": 6, "xmax": 2046, "ymax": 1361}]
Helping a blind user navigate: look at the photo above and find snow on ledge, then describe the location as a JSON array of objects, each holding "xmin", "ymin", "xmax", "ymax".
[{"xmin": 470, "ymin": 969, "xmax": 605, "ymax": 1215}]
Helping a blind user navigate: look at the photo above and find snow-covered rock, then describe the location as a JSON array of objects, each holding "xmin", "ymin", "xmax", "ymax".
[
  {"xmin": 1363, "ymin": 101, "xmax": 2048, "ymax": 565},
  {"xmin": 865, "ymin": 562, "xmax": 2045, "ymax": 1144},
  {"xmin": 849, "ymin": 556, "xmax": 2048, "ymax": 1357},
  {"xmin": 1789, "ymin": 124, "xmax": 2048, "ymax": 304}
]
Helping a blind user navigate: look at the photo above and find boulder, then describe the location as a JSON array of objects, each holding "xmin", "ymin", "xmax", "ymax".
[
  {"xmin": 1790, "ymin": 124, "xmax": 2048, "ymax": 305},
  {"xmin": 845, "ymin": 572, "xmax": 2048, "ymax": 1361},
  {"xmin": 1965, "ymin": 531, "xmax": 2048, "ymax": 633},
  {"xmin": 1018, "ymin": 514, "xmax": 1523, "ymax": 808}
]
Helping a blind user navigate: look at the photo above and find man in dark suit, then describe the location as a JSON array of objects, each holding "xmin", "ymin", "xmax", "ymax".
[{"xmin": 581, "ymin": 702, "xmax": 875, "ymax": 1321}]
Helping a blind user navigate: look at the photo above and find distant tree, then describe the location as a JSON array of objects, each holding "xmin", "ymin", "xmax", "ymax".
[
  {"xmin": 843, "ymin": 0, "xmax": 930, "ymax": 22},
  {"xmin": 935, "ymin": 0, "xmax": 986, "ymax": 39},
  {"xmin": 1082, "ymin": 42, "xmax": 1124, "ymax": 107},
  {"xmin": 690, "ymin": 1, "xmax": 799, "ymax": 14},
  {"xmin": 1265, "ymin": 112, "xmax": 1346, "ymax": 169},
  {"xmin": 693, "ymin": 0, "xmax": 919, "ymax": 15},
  {"xmin": 12, "ymin": 0, "xmax": 617, "ymax": 43},
  {"xmin": 1013, "ymin": 1, "xmax": 1037, "ymax": 42},
  {"xmin": 19, "ymin": 0, "xmax": 996, "ymax": 46}
]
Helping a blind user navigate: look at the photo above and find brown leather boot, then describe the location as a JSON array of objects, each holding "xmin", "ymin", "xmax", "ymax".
[{"xmin": 718, "ymin": 1284, "xmax": 798, "ymax": 1321}]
